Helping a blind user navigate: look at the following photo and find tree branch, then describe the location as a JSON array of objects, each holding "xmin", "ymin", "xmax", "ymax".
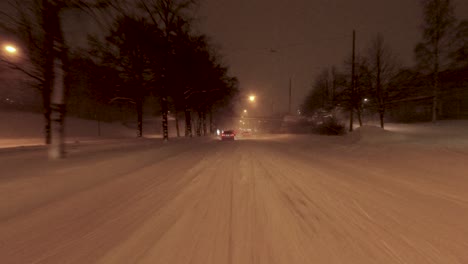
[
  {"xmin": 184, "ymin": 88, "xmax": 221, "ymax": 100},
  {"xmin": 139, "ymin": 0, "xmax": 158, "ymax": 25},
  {"xmin": 0, "ymin": 58, "xmax": 44, "ymax": 84}
]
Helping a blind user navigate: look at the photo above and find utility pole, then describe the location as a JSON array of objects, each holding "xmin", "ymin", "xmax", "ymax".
[
  {"xmin": 288, "ymin": 77, "xmax": 292, "ymax": 115},
  {"xmin": 349, "ymin": 30, "xmax": 356, "ymax": 132}
]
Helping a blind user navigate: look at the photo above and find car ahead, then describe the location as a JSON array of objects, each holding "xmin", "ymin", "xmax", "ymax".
[{"xmin": 221, "ymin": 130, "xmax": 235, "ymax": 140}]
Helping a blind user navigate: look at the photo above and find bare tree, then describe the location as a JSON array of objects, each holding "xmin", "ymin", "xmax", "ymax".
[
  {"xmin": 367, "ymin": 33, "xmax": 398, "ymax": 128},
  {"xmin": 340, "ymin": 53, "xmax": 370, "ymax": 128},
  {"xmin": 1, "ymin": 1, "xmax": 51, "ymax": 144},
  {"xmin": 450, "ymin": 19, "xmax": 468, "ymax": 68},
  {"xmin": 415, "ymin": 0, "xmax": 457, "ymax": 122},
  {"xmin": 301, "ymin": 73, "xmax": 330, "ymax": 116}
]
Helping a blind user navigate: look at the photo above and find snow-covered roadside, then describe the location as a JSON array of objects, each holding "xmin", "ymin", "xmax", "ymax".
[
  {"xmin": 0, "ymin": 111, "xmax": 188, "ymax": 149},
  {"xmin": 384, "ymin": 120, "xmax": 468, "ymax": 150},
  {"xmin": 277, "ymin": 120, "xmax": 468, "ymax": 151},
  {"xmin": 0, "ymin": 111, "xmax": 136, "ymax": 149}
]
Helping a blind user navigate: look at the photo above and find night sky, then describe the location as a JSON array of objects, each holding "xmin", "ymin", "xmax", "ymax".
[{"xmin": 198, "ymin": 0, "xmax": 468, "ymax": 114}]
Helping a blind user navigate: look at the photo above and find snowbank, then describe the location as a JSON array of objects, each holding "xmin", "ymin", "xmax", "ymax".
[
  {"xmin": 346, "ymin": 125, "xmax": 408, "ymax": 144},
  {"xmin": 384, "ymin": 120, "xmax": 468, "ymax": 149},
  {"xmin": 0, "ymin": 111, "xmax": 137, "ymax": 148},
  {"xmin": 0, "ymin": 111, "xmax": 137, "ymax": 138}
]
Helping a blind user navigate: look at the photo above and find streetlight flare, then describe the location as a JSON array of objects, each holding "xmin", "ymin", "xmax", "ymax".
[
  {"xmin": 249, "ymin": 95, "xmax": 256, "ymax": 102},
  {"xmin": 4, "ymin": 45, "xmax": 17, "ymax": 54},
  {"xmin": 243, "ymin": 109, "xmax": 247, "ymax": 113}
]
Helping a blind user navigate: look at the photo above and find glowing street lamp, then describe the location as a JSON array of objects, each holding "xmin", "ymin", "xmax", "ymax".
[
  {"xmin": 4, "ymin": 45, "xmax": 17, "ymax": 54},
  {"xmin": 243, "ymin": 109, "xmax": 247, "ymax": 113},
  {"xmin": 249, "ymin": 95, "xmax": 256, "ymax": 102}
]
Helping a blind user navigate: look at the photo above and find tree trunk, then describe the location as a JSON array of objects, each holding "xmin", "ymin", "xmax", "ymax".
[
  {"xmin": 432, "ymin": 92, "xmax": 438, "ymax": 122},
  {"xmin": 184, "ymin": 108, "xmax": 192, "ymax": 137},
  {"xmin": 161, "ymin": 96, "xmax": 169, "ymax": 141},
  {"xmin": 202, "ymin": 111, "xmax": 207, "ymax": 136},
  {"xmin": 43, "ymin": 97, "xmax": 52, "ymax": 144},
  {"xmin": 209, "ymin": 110, "xmax": 213, "ymax": 134},
  {"xmin": 175, "ymin": 112, "xmax": 180, "ymax": 137},
  {"xmin": 136, "ymin": 99, "xmax": 143, "ymax": 137},
  {"xmin": 357, "ymin": 107, "xmax": 363, "ymax": 127},
  {"xmin": 40, "ymin": 0, "xmax": 53, "ymax": 145},
  {"xmin": 349, "ymin": 30, "xmax": 356, "ymax": 132},
  {"xmin": 47, "ymin": 2, "xmax": 68, "ymax": 159},
  {"xmin": 192, "ymin": 115, "xmax": 196, "ymax": 136},
  {"xmin": 196, "ymin": 111, "xmax": 202, "ymax": 136},
  {"xmin": 379, "ymin": 109, "xmax": 385, "ymax": 128},
  {"xmin": 432, "ymin": 40, "xmax": 439, "ymax": 123},
  {"xmin": 49, "ymin": 103, "xmax": 65, "ymax": 158},
  {"xmin": 376, "ymin": 49, "xmax": 383, "ymax": 128},
  {"xmin": 49, "ymin": 49, "xmax": 68, "ymax": 159}
]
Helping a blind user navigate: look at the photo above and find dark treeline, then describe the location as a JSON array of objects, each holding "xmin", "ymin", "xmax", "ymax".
[
  {"xmin": 301, "ymin": 0, "xmax": 468, "ymax": 130},
  {"xmin": 0, "ymin": 0, "xmax": 239, "ymax": 142}
]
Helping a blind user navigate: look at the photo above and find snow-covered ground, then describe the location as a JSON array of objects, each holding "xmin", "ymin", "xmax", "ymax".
[
  {"xmin": 0, "ymin": 111, "xmax": 136, "ymax": 148},
  {"xmin": 0, "ymin": 111, "xmax": 185, "ymax": 149},
  {"xmin": 1, "ymin": 118, "xmax": 468, "ymax": 263}
]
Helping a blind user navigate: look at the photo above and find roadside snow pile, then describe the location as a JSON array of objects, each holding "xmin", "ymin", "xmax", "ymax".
[
  {"xmin": 347, "ymin": 125, "xmax": 407, "ymax": 144},
  {"xmin": 0, "ymin": 111, "xmax": 135, "ymax": 138},
  {"xmin": 385, "ymin": 120, "xmax": 468, "ymax": 137},
  {"xmin": 385, "ymin": 120, "xmax": 468, "ymax": 149},
  {"xmin": 0, "ymin": 111, "xmax": 137, "ymax": 148}
]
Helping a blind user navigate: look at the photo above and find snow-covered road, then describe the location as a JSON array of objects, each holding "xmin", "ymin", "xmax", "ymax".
[{"xmin": 1, "ymin": 133, "xmax": 468, "ymax": 264}]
